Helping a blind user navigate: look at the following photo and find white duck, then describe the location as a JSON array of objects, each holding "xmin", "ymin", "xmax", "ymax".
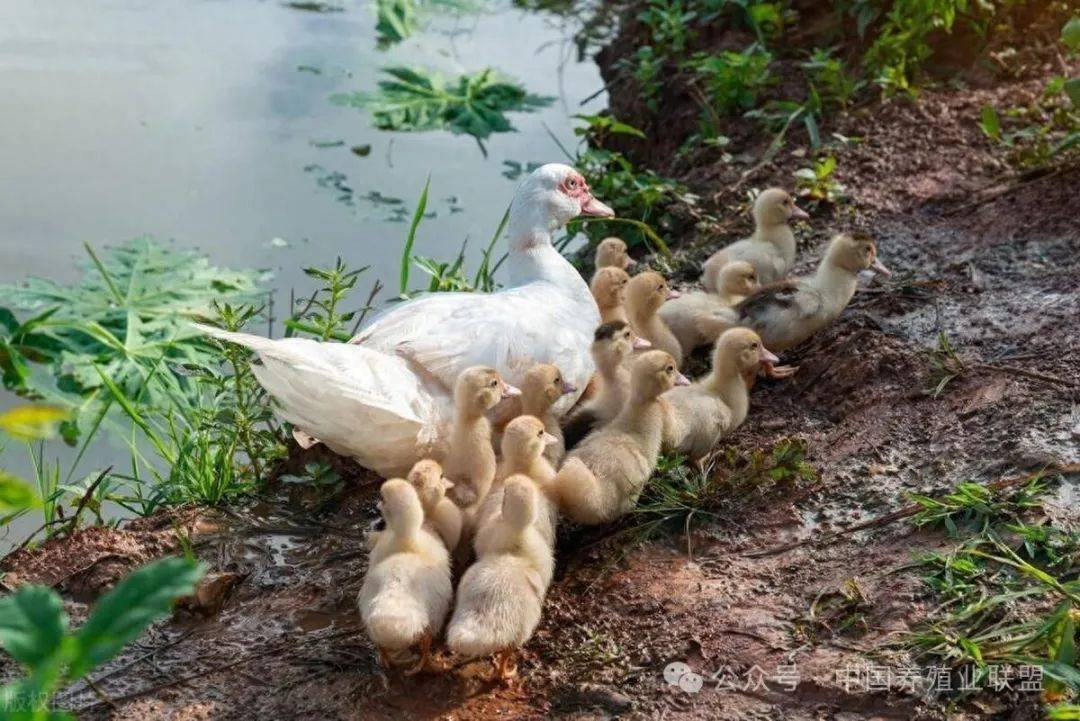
[{"xmin": 197, "ymin": 164, "xmax": 612, "ymax": 478}]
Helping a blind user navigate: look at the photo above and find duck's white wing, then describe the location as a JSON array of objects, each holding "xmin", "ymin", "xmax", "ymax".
[{"xmin": 353, "ymin": 284, "xmax": 596, "ymax": 408}]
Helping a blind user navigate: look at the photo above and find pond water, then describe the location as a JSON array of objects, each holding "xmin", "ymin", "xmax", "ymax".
[{"xmin": 0, "ymin": 0, "xmax": 604, "ymax": 550}]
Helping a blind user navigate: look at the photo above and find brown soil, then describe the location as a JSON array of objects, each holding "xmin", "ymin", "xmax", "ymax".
[{"xmin": 2, "ymin": 6, "xmax": 1079, "ymax": 720}]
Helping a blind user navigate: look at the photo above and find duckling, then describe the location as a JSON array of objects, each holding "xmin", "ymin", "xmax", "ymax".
[
  {"xmin": 518, "ymin": 363, "xmax": 575, "ymax": 465},
  {"xmin": 595, "ymin": 236, "xmax": 635, "ymax": 270},
  {"xmin": 446, "ymin": 476, "xmax": 554, "ymax": 683},
  {"xmin": 737, "ymin": 232, "xmax": 891, "ymax": 353},
  {"xmin": 358, "ymin": 479, "xmax": 452, "ymax": 673},
  {"xmin": 658, "ymin": 261, "xmax": 761, "ymax": 356},
  {"xmin": 562, "ymin": 320, "xmax": 640, "ymax": 447},
  {"xmin": 555, "ymin": 351, "xmax": 689, "ymax": 525},
  {"xmin": 589, "ymin": 266, "xmax": 631, "ymax": 324},
  {"xmin": 481, "ymin": 415, "xmax": 559, "ymax": 546},
  {"xmin": 443, "ymin": 366, "xmax": 520, "ymax": 506},
  {"xmin": 702, "ymin": 188, "xmax": 809, "ymax": 288},
  {"xmin": 662, "ymin": 328, "xmax": 778, "ymax": 462},
  {"xmin": 626, "ymin": 271, "xmax": 684, "ymax": 368},
  {"xmin": 406, "ymin": 459, "xmax": 463, "ymax": 552}
]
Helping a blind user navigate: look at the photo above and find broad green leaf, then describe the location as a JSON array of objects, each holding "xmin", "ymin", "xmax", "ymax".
[
  {"xmin": 0, "ymin": 586, "xmax": 68, "ymax": 668},
  {"xmin": 0, "ymin": 406, "xmax": 69, "ymax": 441},
  {"xmin": 1062, "ymin": 17, "xmax": 1080, "ymax": 53},
  {"xmin": 0, "ymin": 472, "xmax": 40, "ymax": 515},
  {"xmin": 979, "ymin": 104, "xmax": 1001, "ymax": 140},
  {"xmin": 69, "ymin": 557, "xmax": 204, "ymax": 678},
  {"xmin": 1064, "ymin": 77, "xmax": 1080, "ymax": 107},
  {"xmin": 331, "ymin": 66, "xmax": 553, "ymax": 144}
]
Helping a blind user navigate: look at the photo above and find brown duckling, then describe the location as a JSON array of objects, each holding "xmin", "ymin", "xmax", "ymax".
[
  {"xmin": 626, "ymin": 271, "xmax": 683, "ymax": 368},
  {"xmin": 555, "ymin": 351, "xmax": 689, "ymax": 525},
  {"xmin": 562, "ymin": 320, "xmax": 640, "ymax": 448},
  {"xmin": 662, "ymin": 328, "xmax": 777, "ymax": 462},
  {"xmin": 595, "ymin": 236, "xmax": 635, "ymax": 270},
  {"xmin": 658, "ymin": 261, "xmax": 760, "ymax": 356},
  {"xmin": 702, "ymin": 188, "xmax": 809, "ymax": 287},
  {"xmin": 589, "ymin": 266, "xmax": 631, "ymax": 324},
  {"xmin": 736, "ymin": 232, "xmax": 891, "ymax": 354}
]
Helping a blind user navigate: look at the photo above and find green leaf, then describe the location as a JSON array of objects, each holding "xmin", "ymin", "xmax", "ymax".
[
  {"xmin": 1064, "ymin": 77, "xmax": 1080, "ymax": 107},
  {"xmin": 0, "ymin": 406, "xmax": 70, "ymax": 441},
  {"xmin": 332, "ymin": 66, "xmax": 553, "ymax": 146},
  {"xmin": 978, "ymin": 104, "xmax": 1001, "ymax": 140},
  {"xmin": 1062, "ymin": 17, "xmax": 1080, "ymax": 54},
  {"xmin": 0, "ymin": 472, "xmax": 41, "ymax": 515},
  {"xmin": 69, "ymin": 557, "xmax": 204, "ymax": 678},
  {"xmin": 399, "ymin": 175, "xmax": 430, "ymax": 295},
  {"xmin": 0, "ymin": 586, "xmax": 68, "ymax": 668}
]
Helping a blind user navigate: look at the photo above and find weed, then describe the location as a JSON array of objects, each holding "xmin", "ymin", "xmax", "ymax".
[
  {"xmin": 802, "ymin": 48, "xmax": 863, "ymax": 111},
  {"xmin": 631, "ymin": 439, "xmax": 816, "ymax": 550},
  {"xmin": 924, "ymin": 331, "xmax": 967, "ymax": 397},
  {"xmin": 331, "ymin": 67, "xmax": 553, "ymax": 155},
  {"xmin": 978, "ymin": 62, "xmax": 1079, "ymax": 168},
  {"xmin": 902, "ymin": 475, "xmax": 1080, "ymax": 699},
  {"xmin": 793, "ymin": 155, "xmax": 846, "ymax": 205},
  {"xmin": 636, "ymin": 0, "xmax": 697, "ymax": 57},
  {"xmin": 684, "ymin": 49, "xmax": 774, "ymax": 117},
  {"xmin": 0, "ymin": 556, "xmax": 204, "ymax": 718},
  {"xmin": 804, "ymin": 577, "xmax": 872, "ymax": 639}
]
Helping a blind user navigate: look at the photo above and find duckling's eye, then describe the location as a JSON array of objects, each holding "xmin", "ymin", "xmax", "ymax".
[
  {"xmin": 489, "ymin": 380, "xmax": 498, "ymax": 388},
  {"xmin": 537, "ymin": 429, "xmax": 544, "ymax": 438},
  {"xmin": 666, "ymin": 365, "xmax": 674, "ymax": 373}
]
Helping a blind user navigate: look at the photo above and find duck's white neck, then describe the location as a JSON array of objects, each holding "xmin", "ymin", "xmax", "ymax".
[{"xmin": 504, "ymin": 206, "xmax": 586, "ymax": 290}]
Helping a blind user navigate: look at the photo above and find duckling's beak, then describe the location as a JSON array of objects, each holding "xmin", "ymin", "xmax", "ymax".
[
  {"xmin": 441, "ymin": 479, "xmax": 454, "ymax": 490},
  {"xmin": 758, "ymin": 346, "xmax": 780, "ymax": 364},
  {"xmin": 666, "ymin": 288, "xmax": 682, "ymax": 300},
  {"xmin": 674, "ymin": 372, "xmax": 691, "ymax": 386},
  {"xmin": 632, "ymin": 336, "xmax": 652, "ymax": 350},
  {"xmin": 580, "ymin": 195, "xmax": 615, "ymax": 218},
  {"xmin": 502, "ymin": 384, "xmax": 522, "ymax": 398},
  {"xmin": 790, "ymin": 204, "xmax": 810, "ymax": 221},
  {"xmin": 624, "ymin": 257, "xmax": 636, "ymax": 270},
  {"xmin": 542, "ymin": 432, "xmax": 559, "ymax": 446},
  {"xmin": 870, "ymin": 258, "xmax": 892, "ymax": 278},
  {"xmin": 560, "ymin": 380, "xmax": 577, "ymax": 394}
]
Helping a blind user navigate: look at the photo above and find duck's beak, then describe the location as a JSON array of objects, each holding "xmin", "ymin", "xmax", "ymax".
[
  {"xmin": 758, "ymin": 346, "xmax": 780, "ymax": 364},
  {"xmin": 674, "ymin": 372, "xmax": 691, "ymax": 386},
  {"xmin": 871, "ymin": 258, "xmax": 892, "ymax": 278},
  {"xmin": 560, "ymin": 380, "xmax": 577, "ymax": 394},
  {"xmin": 580, "ymin": 195, "xmax": 615, "ymax": 218},
  {"xmin": 790, "ymin": 204, "xmax": 810, "ymax": 221},
  {"xmin": 542, "ymin": 432, "xmax": 559, "ymax": 446},
  {"xmin": 633, "ymin": 336, "xmax": 652, "ymax": 350},
  {"xmin": 666, "ymin": 288, "xmax": 682, "ymax": 300},
  {"xmin": 502, "ymin": 384, "xmax": 522, "ymax": 398}
]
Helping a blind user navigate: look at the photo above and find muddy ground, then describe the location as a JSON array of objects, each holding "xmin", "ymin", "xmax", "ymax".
[{"xmin": 3, "ymin": 7, "xmax": 1079, "ymax": 720}]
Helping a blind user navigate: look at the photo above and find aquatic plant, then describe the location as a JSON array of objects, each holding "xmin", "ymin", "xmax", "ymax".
[
  {"xmin": 331, "ymin": 67, "xmax": 553, "ymax": 154},
  {"xmin": 0, "ymin": 556, "xmax": 204, "ymax": 719}
]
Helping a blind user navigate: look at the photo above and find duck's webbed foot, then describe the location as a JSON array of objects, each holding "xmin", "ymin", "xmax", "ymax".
[
  {"xmin": 491, "ymin": 649, "xmax": 519, "ymax": 686},
  {"xmin": 404, "ymin": 633, "xmax": 437, "ymax": 675},
  {"xmin": 377, "ymin": 646, "xmax": 396, "ymax": 669}
]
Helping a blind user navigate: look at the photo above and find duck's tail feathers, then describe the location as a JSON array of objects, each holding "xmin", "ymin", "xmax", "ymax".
[
  {"xmin": 193, "ymin": 324, "xmax": 440, "ymax": 477},
  {"xmin": 364, "ymin": 597, "xmax": 427, "ymax": 651}
]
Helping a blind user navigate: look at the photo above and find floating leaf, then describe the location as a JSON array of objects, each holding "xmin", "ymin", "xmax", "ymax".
[
  {"xmin": 331, "ymin": 67, "xmax": 553, "ymax": 150},
  {"xmin": 350, "ymin": 144, "xmax": 372, "ymax": 157}
]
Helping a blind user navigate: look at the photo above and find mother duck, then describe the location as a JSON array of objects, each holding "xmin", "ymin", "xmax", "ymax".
[{"xmin": 199, "ymin": 164, "xmax": 611, "ymax": 478}]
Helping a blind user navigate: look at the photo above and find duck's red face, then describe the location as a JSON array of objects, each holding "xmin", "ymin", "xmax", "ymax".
[{"xmin": 560, "ymin": 172, "xmax": 614, "ymax": 217}]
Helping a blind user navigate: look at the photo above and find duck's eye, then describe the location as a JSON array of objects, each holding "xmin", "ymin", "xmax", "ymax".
[
  {"xmin": 567, "ymin": 177, "xmax": 579, "ymax": 189},
  {"xmin": 489, "ymin": 380, "xmax": 498, "ymax": 388}
]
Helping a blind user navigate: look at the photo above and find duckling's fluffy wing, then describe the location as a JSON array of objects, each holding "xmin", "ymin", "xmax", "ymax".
[
  {"xmin": 736, "ymin": 280, "xmax": 822, "ymax": 328},
  {"xmin": 353, "ymin": 284, "xmax": 595, "ymax": 414}
]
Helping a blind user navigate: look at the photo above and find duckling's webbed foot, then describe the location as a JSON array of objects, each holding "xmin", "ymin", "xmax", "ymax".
[
  {"xmin": 404, "ymin": 633, "xmax": 435, "ymax": 675},
  {"xmin": 491, "ymin": 649, "xmax": 519, "ymax": 686},
  {"xmin": 377, "ymin": 646, "xmax": 395, "ymax": 669}
]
